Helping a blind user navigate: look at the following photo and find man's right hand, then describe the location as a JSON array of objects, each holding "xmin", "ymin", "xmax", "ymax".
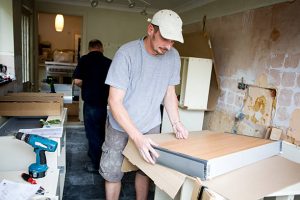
[{"xmin": 133, "ymin": 134, "xmax": 159, "ymax": 164}]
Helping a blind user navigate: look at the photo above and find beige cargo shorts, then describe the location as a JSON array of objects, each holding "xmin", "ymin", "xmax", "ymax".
[{"xmin": 99, "ymin": 122, "xmax": 160, "ymax": 182}]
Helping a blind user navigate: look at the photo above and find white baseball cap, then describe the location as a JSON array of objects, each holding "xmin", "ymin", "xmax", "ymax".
[{"xmin": 149, "ymin": 9, "xmax": 184, "ymax": 43}]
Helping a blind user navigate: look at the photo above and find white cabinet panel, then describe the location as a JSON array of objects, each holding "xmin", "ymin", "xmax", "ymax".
[
  {"xmin": 161, "ymin": 108, "xmax": 204, "ymax": 133},
  {"xmin": 178, "ymin": 57, "xmax": 212, "ymax": 110}
]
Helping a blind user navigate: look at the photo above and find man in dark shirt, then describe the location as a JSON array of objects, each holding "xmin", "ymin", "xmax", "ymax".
[{"xmin": 73, "ymin": 39, "xmax": 111, "ymax": 172}]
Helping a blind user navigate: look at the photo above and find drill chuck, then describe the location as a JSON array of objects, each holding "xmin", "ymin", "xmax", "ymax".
[{"xmin": 16, "ymin": 132, "xmax": 30, "ymax": 143}]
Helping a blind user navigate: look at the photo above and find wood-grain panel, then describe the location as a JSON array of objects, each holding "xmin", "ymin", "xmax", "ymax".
[{"xmin": 149, "ymin": 131, "xmax": 272, "ymax": 160}]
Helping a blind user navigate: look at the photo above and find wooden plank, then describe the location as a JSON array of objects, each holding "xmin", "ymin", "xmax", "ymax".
[
  {"xmin": 0, "ymin": 102, "xmax": 61, "ymax": 116},
  {"xmin": 0, "ymin": 96, "xmax": 62, "ymax": 102},
  {"xmin": 6, "ymin": 92, "xmax": 64, "ymax": 97},
  {"xmin": 0, "ymin": 93, "xmax": 63, "ymax": 116}
]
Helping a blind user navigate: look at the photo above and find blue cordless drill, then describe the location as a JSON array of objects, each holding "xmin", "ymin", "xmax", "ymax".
[{"xmin": 16, "ymin": 132, "xmax": 58, "ymax": 178}]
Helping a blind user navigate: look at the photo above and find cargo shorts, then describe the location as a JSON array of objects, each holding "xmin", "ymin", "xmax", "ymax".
[{"xmin": 99, "ymin": 122, "xmax": 160, "ymax": 182}]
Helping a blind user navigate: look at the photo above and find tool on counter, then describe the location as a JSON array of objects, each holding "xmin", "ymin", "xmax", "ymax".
[
  {"xmin": 15, "ymin": 132, "xmax": 58, "ymax": 178},
  {"xmin": 21, "ymin": 173, "xmax": 37, "ymax": 184}
]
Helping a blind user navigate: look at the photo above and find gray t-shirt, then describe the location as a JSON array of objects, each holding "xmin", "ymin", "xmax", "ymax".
[{"xmin": 105, "ymin": 38, "xmax": 181, "ymax": 133}]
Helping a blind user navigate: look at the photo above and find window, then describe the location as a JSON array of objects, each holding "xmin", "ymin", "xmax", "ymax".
[{"xmin": 21, "ymin": 13, "xmax": 30, "ymax": 83}]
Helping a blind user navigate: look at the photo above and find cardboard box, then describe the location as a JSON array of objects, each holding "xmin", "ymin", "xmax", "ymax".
[
  {"xmin": 0, "ymin": 93, "xmax": 63, "ymax": 116},
  {"xmin": 122, "ymin": 132, "xmax": 300, "ymax": 199}
]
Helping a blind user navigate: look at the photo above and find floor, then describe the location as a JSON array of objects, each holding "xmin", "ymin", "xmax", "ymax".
[{"xmin": 62, "ymin": 125, "xmax": 155, "ymax": 200}]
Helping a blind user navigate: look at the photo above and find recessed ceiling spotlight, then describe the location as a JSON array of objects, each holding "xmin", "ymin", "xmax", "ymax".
[
  {"xmin": 128, "ymin": 0, "xmax": 135, "ymax": 8},
  {"xmin": 90, "ymin": 0, "xmax": 99, "ymax": 7},
  {"xmin": 105, "ymin": 0, "xmax": 114, "ymax": 3}
]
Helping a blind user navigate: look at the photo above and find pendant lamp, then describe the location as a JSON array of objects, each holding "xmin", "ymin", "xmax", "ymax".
[{"xmin": 55, "ymin": 14, "xmax": 64, "ymax": 32}]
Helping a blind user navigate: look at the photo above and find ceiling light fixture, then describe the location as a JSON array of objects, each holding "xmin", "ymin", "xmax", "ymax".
[
  {"xmin": 105, "ymin": 0, "xmax": 114, "ymax": 2},
  {"xmin": 55, "ymin": 14, "xmax": 64, "ymax": 32},
  {"xmin": 90, "ymin": 0, "xmax": 99, "ymax": 7},
  {"xmin": 128, "ymin": 0, "xmax": 135, "ymax": 8}
]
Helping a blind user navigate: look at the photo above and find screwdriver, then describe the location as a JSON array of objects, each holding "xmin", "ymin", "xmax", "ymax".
[{"xmin": 21, "ymin": 173, "xmax": 37, "ymax": 184}]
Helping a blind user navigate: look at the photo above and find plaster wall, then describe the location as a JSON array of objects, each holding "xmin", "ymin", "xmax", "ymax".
[{"xmin": 199, "ymin": 1, "xmax": 300, "ymax": 132}]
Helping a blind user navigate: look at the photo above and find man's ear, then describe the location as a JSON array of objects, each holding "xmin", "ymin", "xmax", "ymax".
[{"xmin": 147, "ymin": 24, "xmax": 154, "ymax": 36}]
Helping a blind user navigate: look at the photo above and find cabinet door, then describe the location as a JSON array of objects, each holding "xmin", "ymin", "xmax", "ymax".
[
  {"xmin": 179, "ymin": 57, "xmax": 212, "ymax": 110},
  {"xmin": 161, "ymin": 108, "xmax": 204, "ymax": 133}
]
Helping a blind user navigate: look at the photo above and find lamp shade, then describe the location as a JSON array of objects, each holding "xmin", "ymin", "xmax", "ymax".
[{"xmin": 55, "ymin": 14, "xmax": 64, "ymax": 32}]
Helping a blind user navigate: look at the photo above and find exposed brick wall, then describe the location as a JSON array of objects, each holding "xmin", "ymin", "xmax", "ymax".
[{"xmin": 204, "ymin": 1, "xmax": 300, "ymax": 131}]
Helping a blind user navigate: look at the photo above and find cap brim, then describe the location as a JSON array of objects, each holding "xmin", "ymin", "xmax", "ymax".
[{"xmin": 160, "ymin": 27, "xmax": 184, "ymax": 43}]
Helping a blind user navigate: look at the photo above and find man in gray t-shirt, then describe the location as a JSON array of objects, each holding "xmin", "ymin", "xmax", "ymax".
[{"xmin": 100, "ymin": 9, "xmax": 189, "ymax": 200}]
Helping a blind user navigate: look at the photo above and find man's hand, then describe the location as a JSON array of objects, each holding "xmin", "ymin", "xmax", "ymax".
[
  {"xmin": 172, "ymin": 121, "xmax": 189, "ymax": 139},
  {"xmin": 133, "ymin": 134, "xmax": 159, "ymax": 164}
]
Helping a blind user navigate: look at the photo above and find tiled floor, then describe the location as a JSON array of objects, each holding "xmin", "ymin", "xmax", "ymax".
[{"xmin": 62, "ymin": 126, "xmax": 155, "ymax": 200}]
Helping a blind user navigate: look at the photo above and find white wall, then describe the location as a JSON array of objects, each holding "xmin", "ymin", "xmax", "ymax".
[
  {"xmin": 36, "ymin": 2, "xmax": 148, "ymax": 59},
  {"xmin": 0, "ymin": 0, "xmax": 14, "ymax": 53}
]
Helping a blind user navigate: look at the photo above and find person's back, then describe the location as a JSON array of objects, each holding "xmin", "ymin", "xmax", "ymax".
[
  {"xmin": 79, "ymin": 51, "xmax": 111, "ymax": 105},
  {"xmin": 73, "ymin": 39, "xmax": 111, "ymax": 172}
]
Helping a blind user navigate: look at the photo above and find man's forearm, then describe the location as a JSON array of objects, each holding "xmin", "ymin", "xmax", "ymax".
[{"xmin": 164, "ymin": 86, "xmax": 180, "ymax": 125}]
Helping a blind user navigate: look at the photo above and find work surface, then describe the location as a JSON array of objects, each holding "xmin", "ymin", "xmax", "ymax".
[
  {"xmin": 123, "ymin": 131, "xmax": 299, "ymax": 199},
  {"xmin": 150, "ymin": 131, "xmax": 273, "ymax": 160},
  {"xmin": 149, "ymin": 131, "xmax": 280, "ymax": 180}
]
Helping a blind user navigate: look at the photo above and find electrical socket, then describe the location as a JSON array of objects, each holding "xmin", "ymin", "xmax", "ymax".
[{"xmin": 238, "ymin": 77, "xmax": 247, "ymax": 90}]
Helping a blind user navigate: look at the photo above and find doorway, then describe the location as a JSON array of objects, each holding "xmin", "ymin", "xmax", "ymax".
[{"xmin": 37, "ymin": 12, "xmax": 83, "ymax": 122}]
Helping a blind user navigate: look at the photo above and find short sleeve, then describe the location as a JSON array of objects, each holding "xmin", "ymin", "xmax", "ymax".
[
  {"xmin": 105, "ymin": 50, "xmax": 130, "ymax": 91},
  {"xmin": 168, "ymin": 49, "xmax": 181, "ymax": 86}
]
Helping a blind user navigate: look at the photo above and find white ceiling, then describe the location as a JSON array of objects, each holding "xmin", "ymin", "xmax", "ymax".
[{"xmin": 37, "ymin": 0, "xmax": 216, "ymax": 14}]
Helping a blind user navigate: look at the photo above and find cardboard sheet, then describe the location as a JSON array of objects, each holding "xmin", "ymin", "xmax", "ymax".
[
  {"xmin": 203, "ymin": 156, "xmax": 300, "ymax": 200},
  {"xmin": 122, "ymin": 139, "xmax": 186, "ymax": 198}
]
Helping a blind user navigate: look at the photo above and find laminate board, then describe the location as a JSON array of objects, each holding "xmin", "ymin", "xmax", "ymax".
[{"xmin": 148, "ymin": 131, "xmax": 281, "ymax": 180}]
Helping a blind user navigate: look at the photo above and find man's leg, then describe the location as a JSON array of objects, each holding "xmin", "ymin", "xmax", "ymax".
[
  {"xmin": 135, "ymin": 173, "xmax": 150, "ymax": 200},
  {"xmin": 84, "ymin": 103, "xmax": 107, "ymax": 170},
  {"xmin": 105, "ymin": 181, "xmax": 121, "ymax": 200},
  {"xmin": 83, "ymin": 103, "xmax": 99, "ymax": 168},
  {"xmin": 100, "ymin": 123, "xmax": 129, "ymax": 199}
]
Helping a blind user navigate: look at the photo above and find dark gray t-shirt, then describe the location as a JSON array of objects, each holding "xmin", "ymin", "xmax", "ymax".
[{"xmin": 105, "ymin": 38, "xmax": 181, "ymax": 133}]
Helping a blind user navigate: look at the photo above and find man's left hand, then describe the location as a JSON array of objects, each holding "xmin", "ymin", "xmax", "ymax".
[{"xmin": 172, "ymin": 121, "xmax": 188, "ymax": 139}]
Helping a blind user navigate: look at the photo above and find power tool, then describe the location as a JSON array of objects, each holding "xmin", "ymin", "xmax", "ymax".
[{"xmin": 15, "ymin": 132, "xmax": 58, "ymax": 178}]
